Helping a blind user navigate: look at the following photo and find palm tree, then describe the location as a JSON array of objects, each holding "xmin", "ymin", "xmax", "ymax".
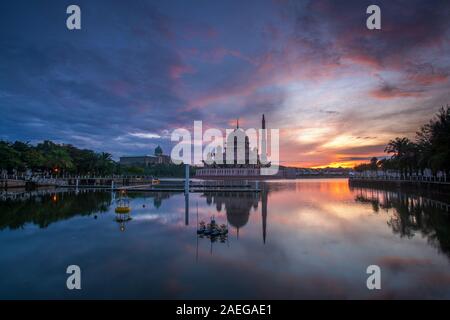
[
  {"xmin": 95, "ymin": 152, "xmax": 114, "ymax": 175},
  {"xmin": 47, "ymin": 149, "xmax": 74, "ymax": 174},
  {"xmin": 416, "ymin": 106, "xmax": 450, "ymax": 176},
  {"xmin": 384, "ymin": 137, "xmax": 417, "ymax": 177}
]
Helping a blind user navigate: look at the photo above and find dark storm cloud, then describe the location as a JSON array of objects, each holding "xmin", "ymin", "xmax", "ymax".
[
  {"xmin": 289, "ymin": 0, "xmax": 450, "ymax": 65},
  {"xmin": 0, "ymin": 0, "xmax": 204, "ymax": 156},
  {"xmin": 282, "ymin": 0, "xmax": 450, "ymax": 98},
  {"xmin": 370, "ymin": 79, "xmax": 425, "ymax": 99}
]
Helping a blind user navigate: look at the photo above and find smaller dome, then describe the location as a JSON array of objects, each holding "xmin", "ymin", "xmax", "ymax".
[{"xmin": 154, "ymin": 145, "xmax": 163, "ymax": 156}]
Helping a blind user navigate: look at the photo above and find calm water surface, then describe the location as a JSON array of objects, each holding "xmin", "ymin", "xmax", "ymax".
[{"xmin": 1, "ymin": 179, "xmax": 450, "ymax": 299}]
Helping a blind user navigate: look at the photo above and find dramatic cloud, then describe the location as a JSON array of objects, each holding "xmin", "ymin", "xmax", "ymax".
[
  {"xmin": 129, "ymin": 132, "xmax": 162, "ymax": 139},
  {"xmin": 0, "ymin": 0, "xmax": 449, "ymax": 166}
]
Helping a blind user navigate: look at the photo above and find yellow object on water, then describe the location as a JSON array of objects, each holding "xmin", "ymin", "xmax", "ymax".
[
  {"xmin": 152, "ymin": 179, "xmax": 160, "ymax": 185},
  {"xmin": 115, "ymin": 206, "xmax": 130, "ymax": 214},
  {"xmin": 115, "ymin": 191, "xmax": 131, "ymax": 214}
]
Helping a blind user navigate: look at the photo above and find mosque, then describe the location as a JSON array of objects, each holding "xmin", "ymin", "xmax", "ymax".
[{"xmin": 196, "ymin": 114, "xmax": 276, "ymax": 178}]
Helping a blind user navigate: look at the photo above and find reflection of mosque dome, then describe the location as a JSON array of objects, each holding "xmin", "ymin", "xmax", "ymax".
[
  {"xmin": 226, "ymin": 207, "xmax": 250, "ymax": 230},
  {"xmin": 207, "ymin": 191, "xmax": 264, "ymax": 239},
  {"xmin": 224, "ymin": 195, "xmax": 255, "ymax": 230}
]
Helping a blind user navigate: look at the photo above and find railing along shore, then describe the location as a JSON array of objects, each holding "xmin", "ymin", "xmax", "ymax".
[{"xmin": 350, "ymin": 174, "xmax": 449, "ymax": 185}]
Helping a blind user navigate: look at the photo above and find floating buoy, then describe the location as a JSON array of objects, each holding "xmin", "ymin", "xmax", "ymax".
[
  {"xmin": 115, "ymin": 206, "xmax": 130, "ymax": 214},
  {"xmin": 115, "ymin": 191, "xmax": 131, "ymax": 214}
]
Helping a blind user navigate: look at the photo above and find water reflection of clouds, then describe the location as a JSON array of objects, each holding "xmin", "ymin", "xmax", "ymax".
[
  {"xmin": 377, "ymin": 256, "xmax": 433, "ymax": 272},
  {"xmin": 2, "ymin": 180, "xmax": 450, "ymax": 298}
]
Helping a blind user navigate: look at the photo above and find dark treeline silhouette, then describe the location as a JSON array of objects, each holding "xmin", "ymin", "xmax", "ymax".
[
  {"xmin": 0, "ymin": 140, "xmax": 191, "ymax": 177},
  {"xmin": 0, "ymin": 140, "xmax": 116, "ymax": 175},
  {"xmin": 353, "ymin": 186, "xmax": 450, "ymax": 259},
  {"xmin": 355, "ymin": 106, "xmax": 450, "ymax": 177}
]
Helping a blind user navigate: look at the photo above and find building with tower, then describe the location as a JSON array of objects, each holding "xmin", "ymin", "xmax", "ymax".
[
  {"xmin": 119, "ymin": 145, "xmax": 171, "ymax": 167},
  {"xmin": 196, "ymin": 114, "xmax": 295, "ymax": 178}
]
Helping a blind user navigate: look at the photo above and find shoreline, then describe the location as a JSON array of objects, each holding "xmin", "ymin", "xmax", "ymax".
[{"xmin": 349, "ymin": 178, "xmax": 450, "ymax": 202}]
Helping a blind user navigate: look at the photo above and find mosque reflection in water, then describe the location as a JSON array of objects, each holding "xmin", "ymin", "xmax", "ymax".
[
  {"xmin": 1, "ymin": 182, "xmax": 450, "ymax": 261},
  {"xmin": 201, "ymin": 189, "xmax": 268, "ymax": 244}
]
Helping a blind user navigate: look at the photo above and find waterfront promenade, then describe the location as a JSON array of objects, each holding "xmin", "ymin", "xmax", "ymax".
[
  {"xmin": 0, "ymin": 175, "xmax": 262, "ymax": 193},
  {"xmin": 349, "ymin": 174, "xmax": 450, "ymax": 198},
  {"xmin": 0, "ymin": 175, "xmax": 155, "ymax": 190},
  {"xmin": 349, "ymin": 174, "xmax": 449, "ymax": 185}
]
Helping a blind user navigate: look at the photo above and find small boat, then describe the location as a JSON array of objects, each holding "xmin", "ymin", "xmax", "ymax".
[
  {"xmin": 152, "ymin": 178, "xmax": 160, "ymax": 185},
  {"xmin": 197, "ymin": 216, "xmax": 228, "ymax": 237},
  {"xmin": 219, "ymin": 224, "xmax": 228, "ymax": 234},
  {"xmin": 211, "ymin": 230, "xmax": 220, "ymax": 237},
  {"xmin": 197, "ymin": 223, "xmax": 206, "ymax": 234}
]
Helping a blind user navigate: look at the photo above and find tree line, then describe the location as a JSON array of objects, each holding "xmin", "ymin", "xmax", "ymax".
[
  {"xmin": 0, "ymin": 140, "xmax": 192, "ymax": 177},
  {"xmin": 355, "ymin": 106, "xmax": 450, "ymax": 177},
  {"xmin": 0, "ymin": 140, "xmax": 117, "ymax": 175}
]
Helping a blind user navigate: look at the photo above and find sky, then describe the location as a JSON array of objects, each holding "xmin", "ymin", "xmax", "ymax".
[{"xmin": 0, "ymin": 0, "xmax": 449, "ymax": 168}]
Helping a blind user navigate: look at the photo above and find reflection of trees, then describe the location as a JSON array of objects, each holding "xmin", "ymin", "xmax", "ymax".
[
  {"xmin": 0, "ymin": 190, "xmax": 112, "ymax": 230},
  {"xmin": 355, "ymin": 195, "xmax": 380, "ymax": 213},
  {"xmin": 353, "ymin": 186, "xmax": 450, "ymax": 258}
]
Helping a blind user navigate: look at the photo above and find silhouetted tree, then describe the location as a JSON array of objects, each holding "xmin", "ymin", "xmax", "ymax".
[{"xmin": 355, "ymin": 106, "xmax": 450, "ymax": 178}]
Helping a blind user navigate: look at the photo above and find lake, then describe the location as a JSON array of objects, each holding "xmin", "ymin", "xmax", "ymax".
[{"xmin": 1, "ymin": 178, "xmax": 450, "ymax": 299}]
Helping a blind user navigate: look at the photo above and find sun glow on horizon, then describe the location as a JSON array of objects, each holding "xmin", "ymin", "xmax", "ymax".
[
  {"xmin": 310, "ymin": 161, "xmax": 361, "ymax": 169},
  {"xmin": 282, "ymin": 160, "xmax": 363, "ymax": 169}
]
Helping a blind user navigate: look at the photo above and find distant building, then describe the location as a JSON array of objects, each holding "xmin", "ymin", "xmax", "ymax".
[
  {"xmin": 120, "ymin": 145, "xmax": 171, "ymax": 167},
  {"xmin": 154, "ymin": 145, "xmax": 163, "ymax": 156}
]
